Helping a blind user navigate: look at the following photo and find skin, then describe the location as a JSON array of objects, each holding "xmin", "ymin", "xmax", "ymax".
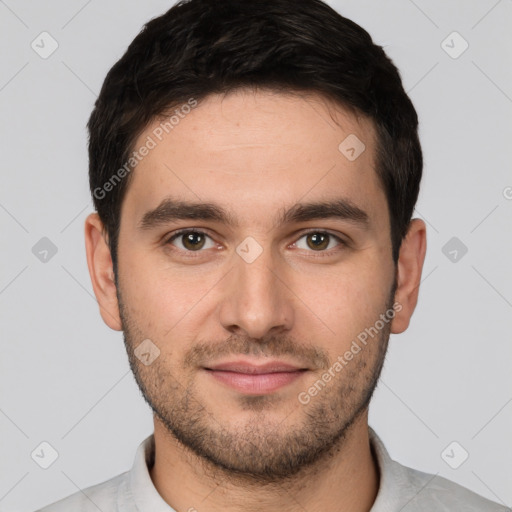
[{"xmin": 85, "ymin": 89, "xmax": 426, "ymax": 512}]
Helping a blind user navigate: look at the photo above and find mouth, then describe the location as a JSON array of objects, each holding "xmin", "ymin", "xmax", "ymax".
[{"xmin": 203, "ymin": 359, "xmax": 309, "ymax": 395}]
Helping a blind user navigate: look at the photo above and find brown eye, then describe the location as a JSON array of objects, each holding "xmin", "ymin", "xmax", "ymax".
[
  {"xmin": 294, "ymin": 231, "xmax": 344, "ymax": 252},
  {"xmin": 167, "ymin": 230, "xmax": 215, "ymax": 251},
  {"xmin": 306, "ymin": 232, "xmax": 329, "ymax": 250}
]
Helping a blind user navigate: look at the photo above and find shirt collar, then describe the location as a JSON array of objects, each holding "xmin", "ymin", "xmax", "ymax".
[
  {"xmin": 368, "ymin": 426, "xmax": 409, "ymax": 511},
  {"xmin": 127, "ymin": 427, "xmax": 402, "ymax": 511},
  {"xmin": 129, "ymin": 434, "xmax": 176, "ymax": 511}
]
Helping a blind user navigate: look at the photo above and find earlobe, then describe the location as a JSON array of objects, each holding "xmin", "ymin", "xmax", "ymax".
[
  {"xmin": 84, "ymin": 213, "xmax": 123, "ymax": 331},
  {"xmin": 390, "ymin": 219, "xmax": 427, "ymax": 334}
]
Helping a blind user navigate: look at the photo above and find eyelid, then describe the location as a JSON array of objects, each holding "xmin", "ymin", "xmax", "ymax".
[{"xmin": 164, "ymin": 227, "xmax": 348, "ymax": 256}]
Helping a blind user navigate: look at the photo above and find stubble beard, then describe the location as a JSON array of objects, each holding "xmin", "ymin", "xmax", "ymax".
[{"xmin": 118, "ymin": 285, "xmax": 394, "ymax": 484}]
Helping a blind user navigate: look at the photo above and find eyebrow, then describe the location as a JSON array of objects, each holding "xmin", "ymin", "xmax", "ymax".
[{"xmin": 138, "ymin": 196, "xmax": 370, "ymax": 231}]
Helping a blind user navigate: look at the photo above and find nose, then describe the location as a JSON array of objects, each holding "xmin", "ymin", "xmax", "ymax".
[{"xmin": 218, "ymin": 242, "xmax": 295, "ymax": 340}]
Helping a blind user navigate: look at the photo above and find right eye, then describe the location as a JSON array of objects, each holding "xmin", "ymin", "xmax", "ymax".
[{"xmin": 165, "ymin": 229, "xmax": 217, "ymax": 252}]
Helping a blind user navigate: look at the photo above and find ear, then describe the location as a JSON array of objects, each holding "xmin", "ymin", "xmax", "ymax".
[
  {"xmin": 390, "ymin": 218, "xmax": 427, "ymax": 334},
  {"xmin": 84, "ymin": 212, "xmax": 122, "ymax": 331}
]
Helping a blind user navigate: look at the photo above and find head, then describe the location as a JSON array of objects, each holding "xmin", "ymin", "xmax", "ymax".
[{"xmin": 85, "ymin": 0, "xmax": 426, "ymax": 482}]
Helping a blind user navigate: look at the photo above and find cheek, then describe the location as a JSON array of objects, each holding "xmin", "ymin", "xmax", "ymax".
[
  {"xmin": 295, "ymin": 264, "xmax": 392, "ymax": 350},
  {"xmin": 119, "ymin": 251, "xmax": 217, "ymax": 344}
]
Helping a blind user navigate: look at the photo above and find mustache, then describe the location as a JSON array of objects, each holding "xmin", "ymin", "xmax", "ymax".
[{"xmin": 183, "ymin": 333, "xmax": 331, "ymax": 370}]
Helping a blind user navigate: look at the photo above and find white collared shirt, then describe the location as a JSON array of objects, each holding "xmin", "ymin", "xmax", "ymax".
[{"xmin": 36, "ymin": 428, "xmax": 509, "ymax": 511}]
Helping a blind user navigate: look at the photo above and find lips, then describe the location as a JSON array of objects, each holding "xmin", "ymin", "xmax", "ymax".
[
  {"xmin": 205, "ymin": 360, "xmax": 304, "ymax": 374},
  {"xmin": 203, "ymin": 359, "xmax": 308, "ymax": 394}
]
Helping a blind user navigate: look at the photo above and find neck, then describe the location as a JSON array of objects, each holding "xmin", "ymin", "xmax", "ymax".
[{"xmin": 149, "ymin": 411, "xmax": 379, "ymax": 512}]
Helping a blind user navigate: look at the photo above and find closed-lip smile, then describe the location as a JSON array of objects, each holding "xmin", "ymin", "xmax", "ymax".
[{"xmin": 203, "ymin": 359, "xmax": 309, "ymax": 394}]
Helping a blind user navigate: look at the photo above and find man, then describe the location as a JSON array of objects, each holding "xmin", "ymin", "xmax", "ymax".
[{"xmin": 37, "ymin": 0, "xmax": 507, "ymax": 510}]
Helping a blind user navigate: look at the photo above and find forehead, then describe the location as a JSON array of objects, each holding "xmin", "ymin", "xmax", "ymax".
[{"xmin": 121, "ymin": 90, "xmax": 387, "ymax": 229}]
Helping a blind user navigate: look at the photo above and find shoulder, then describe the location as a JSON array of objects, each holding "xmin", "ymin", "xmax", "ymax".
[
  {"xmin": 35, "ymin": 471, "xmax": 129, "ymax": 512},
  {"xmin": 369, "ymin": 428, "xmax": 509, "ymax": 511},
  {"xmin": 390, "ymin": 458, "xmax": 509, "ymax": 511}
]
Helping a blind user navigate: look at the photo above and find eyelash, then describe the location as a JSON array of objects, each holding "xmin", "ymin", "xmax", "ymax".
[{"xmin": 164, "ymin": 228, "xmax": 347, "ymax": 258}]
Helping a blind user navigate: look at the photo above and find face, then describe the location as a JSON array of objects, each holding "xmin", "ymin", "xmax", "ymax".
[{"xmin": 99, "ymin": 89, "xmax": 402, "ymax": 481}]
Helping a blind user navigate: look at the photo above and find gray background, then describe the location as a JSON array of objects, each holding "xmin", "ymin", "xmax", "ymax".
[{"xmin": 1, "ymin": 1, "xmax": 511, "ymax": 511}]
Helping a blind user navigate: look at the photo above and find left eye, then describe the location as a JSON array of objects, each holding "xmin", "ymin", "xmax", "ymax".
[
  {"xmin": 166, "ymin": 229, "xmax": 343, "ymax": 253},
  {"xmin": 293, "ymin": 231, "xmax": 343, "ymax": 252}
]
